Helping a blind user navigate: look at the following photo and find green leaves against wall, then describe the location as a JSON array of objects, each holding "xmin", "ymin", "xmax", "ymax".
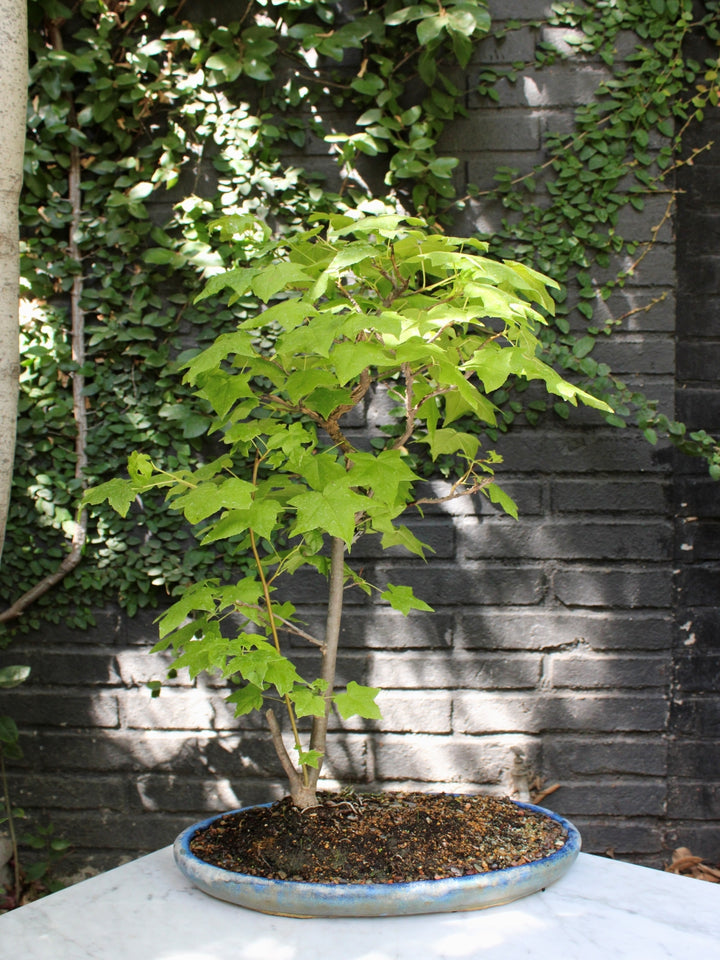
[{"xmin": 3, "ymin": 0, "xmax": 719, "ymax": 636}]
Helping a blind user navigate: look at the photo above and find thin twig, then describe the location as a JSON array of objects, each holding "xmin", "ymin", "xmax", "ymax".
[
  {"xmin": 392, "ymin": 363, "xmax": 416, "ymax": 450},
  {"xmin": 412, "ymin": 476, "xmax": 494, "ymax": 508},
  {"xmin": 276, "ymin": 617, "xmax": 324, "ymax": 648},
  {"xmin": 250, "ymin": 454, "xmax": 305, "ymax": 781}
]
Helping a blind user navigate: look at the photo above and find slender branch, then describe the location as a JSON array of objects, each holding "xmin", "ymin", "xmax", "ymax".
[
  {"xmin": 334, "ymin": 278, "xmax": 363, "ymax": 314},
  {"xmin": 68, "ymin": 138, "xmax": 88, "ymax": 519},
  {"xmin": 613, "ymin": 291, "xmax": 668, "ymax": 326},
  {"xmin": 601, "ymin": 194, "xmax": 675, "ymax": 294},
  {"xmin": 375, "ymin": 264, "xmax": 410, "ymax": 306},
  {"xmin": 250, "ymin": 454, "xmax": 306, "ymax": 782},
  {"xmin": 412, "ymin": 475, "xmax": 494, "ymax": 509},
  {"xmin": 237, "ymin": 0, "xmax": 255, "ymax": 29},
  {"xmin": 265, "ymin": 708, "xmax": 304, "ymax": 793},
  {"xmin": 276, "ymin": 617, "xmax": 324, "ymax": 648},
  {"xmin": 0, "ymin": 544, "xmax": 86, "ymax": 623},
  {"xmin": 392, "ymin": 362, "xmax": 415, "ymax": 450},
  {"xmin": 350, "ymin": 368, "xmax": 372, "ymax": 405},
  {"xmin": 408, "ymin": 384, "xmax": 453, "ymax": 411},
  {"xmin": 327, "ymin": 368, "xmax": 373, "ymax": 423}
]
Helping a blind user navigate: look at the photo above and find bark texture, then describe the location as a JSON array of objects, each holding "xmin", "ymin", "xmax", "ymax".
[{"xmin": 0, "ymin": 0, "xmax": 27, "ymax": 564}]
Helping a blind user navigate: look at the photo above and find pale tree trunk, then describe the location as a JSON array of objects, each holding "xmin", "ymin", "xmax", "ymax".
[
  {"xmin": 0, "ymin": 0, "xmax": 27, "ymax": 565},
  {"xmin": 265, "ymin": 536, "xmax": 346, "ymax": 809}
]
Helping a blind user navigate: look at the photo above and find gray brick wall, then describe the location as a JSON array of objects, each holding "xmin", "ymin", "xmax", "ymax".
[
  {"xmin": 670, "ymin": 18, "xmax": 720, "ymax": 863},
  {"xmin": 1, "ymin": 3, "xmax": 718, "ymax": 883}
]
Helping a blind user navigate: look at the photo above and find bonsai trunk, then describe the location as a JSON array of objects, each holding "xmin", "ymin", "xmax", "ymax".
[{"xmin": 267, "ymin": 536, "xmax": 345, "ymax": 809}]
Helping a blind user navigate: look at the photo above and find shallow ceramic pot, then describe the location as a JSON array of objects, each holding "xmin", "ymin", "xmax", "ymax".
[{"xmin": 173, "ymin": 799, "xmax": 581, "ymax": 918}]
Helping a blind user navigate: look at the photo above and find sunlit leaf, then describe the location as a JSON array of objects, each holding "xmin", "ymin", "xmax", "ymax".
[{"xmin": 333, "ymin": 681, "xmax": 382, "ymax": 720}]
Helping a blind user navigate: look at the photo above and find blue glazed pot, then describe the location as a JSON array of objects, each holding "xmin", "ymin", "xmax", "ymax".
[{"xmin": 173, "ymin": 799, "xmax": 581, "ymax": 918}]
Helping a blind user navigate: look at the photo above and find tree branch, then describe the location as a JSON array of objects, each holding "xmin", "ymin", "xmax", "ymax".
[
  {"xmin": 411, "ymin": 476, "xmax": 494, "ymax": 509},
  {"xmin": 265, "ymin": 709, "xmax": 318, "ymax": 810},
  {"xmin": 392, "ymin": 362, "xmax": 415, "ymax": 449},
  {"xmin": 265, "ymin": 709, "xmax": 301, "ymax": 787}
]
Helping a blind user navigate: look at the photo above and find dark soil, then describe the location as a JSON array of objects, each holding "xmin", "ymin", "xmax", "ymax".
[{"xmin": 189, "ymin": 792, "xmax": 568, "ymax": 884}]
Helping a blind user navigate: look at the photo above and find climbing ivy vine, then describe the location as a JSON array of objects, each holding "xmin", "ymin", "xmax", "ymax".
[
  {"xmin": 473, "ymin": 1, "xmax": 720, "ymax": 471},
  {"xmin": 1, "ymin": 0, "xmax": 719, "ymax": 638}
]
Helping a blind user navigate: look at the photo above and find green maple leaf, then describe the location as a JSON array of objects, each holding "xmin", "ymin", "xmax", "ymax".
[
  {"xmin": 331, "ymin": 340, "xmax": 394, "ymax": 385},
  {"xmin": 264, "ymin": 654, "xmax": 302, "ymax": 696},
  {"xmin": 287, "ymin": 449, "xmax": 346, "ymax": 492},
  {"xmin": 276, "ymin": 312, "xmax": 346, "ymax": 361},
  {"xmin": 226, "ymin": 684, "xmax": 265, "ymax": 717},
  {"xmin": 290, "ymin": 687, "xmax": 327, "ymax": 718},
  {"xmin": 251, "ymin": 262, "xmax": 312, "ymax": 302},
  {"xmin": 200, "ymin": 509, "xmax": 251, "ymax": 545},
  {"xmin": 171, "ymin": 627, "xmax": 230, "ymax": 679},
  {"xmin": 157, "ymin": 582, "xmax": 218, "ymax": 638},
  {"xmin": 485, "ymin": 483, "xmax": 518, "ymax": 519},
  {"xmin": 296, "ymin": 748, "xmax": 324, "ymax": 769},
  {"xmin": 284, "ymin": 368, "xmax": 337, "ymax": 404},
  {"xmin": 380, "ymin": 583, "xmax": 434, "ymax": 615},
  {"xmin": 182, "ymin": 331, "xmax": 256, "ymax": 382},
  {"xmin": 151, "ymin": 618, "xmax": 203, "ymax": 655},
  {"xmin": 423, "ymin": 427, "xmax": 481, "ymax": 461},
  {"xmin": 226, "ymin": 644, "xmax": 299, "ymax": 695},
  {"xmin": 305, "ymin": 386, "xmax": 354, "ymax": 419},
  {"xmin": 194, "ymin": 266, "xmax": 257, "ymax": 305},
  {"xmin": 127, "ymin": 451, "xmax": 155, "ymax": 481},
  {"xmin": 377, "ymin": 521, "xmax": 429, "ymax": 558},
  {"xmin": 247, "ymin": 499, "xmax": 283, "ymax": 540},
  {"xmin": 170, "ymin": 477, "xmax": 254, "ymax": 524},
  {"xmin": 347, "ymin": 450, "xmax": 419, "ymax": 507},
  {"xmin": 81, "ymin": 478, "xmax": 137, "ymax": 518},
  {"xmin": 333, "ymin": 681, "xmax": 382, "ymax": 720},
  {"xmin": 310, "ymin": 240, "xmax": 378, "ymax": 299},
  {"xmin": 201, "ymin": 499, "xmax": 281, "ymax": 545},
  {"xmin": 196, "ymin": 370, "xmax": 255, "ymax": 419},
  {"xmin": 289, "ymin": 483, "xmax": 369, "ymax": 546}
]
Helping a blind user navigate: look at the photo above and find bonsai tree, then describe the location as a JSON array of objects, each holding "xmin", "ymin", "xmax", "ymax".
[{"xmin": 84, "ymin": 213, "xmax": 609, "ymax": 810}]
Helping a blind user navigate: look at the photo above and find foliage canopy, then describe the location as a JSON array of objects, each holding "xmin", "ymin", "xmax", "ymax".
[{"xmin": 84, "ymin": 212, "xmax": 609, "ymax": 802}]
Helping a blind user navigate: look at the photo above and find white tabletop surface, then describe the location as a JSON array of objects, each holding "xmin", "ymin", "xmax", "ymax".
[{"xmin": 1, "ymin": 847, "xmax": 718, "ymax": 959}]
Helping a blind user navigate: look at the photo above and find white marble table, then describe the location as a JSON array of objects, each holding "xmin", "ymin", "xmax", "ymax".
[{"xmin": 1, "ymin": 848, "xmax": 718, "ymax": 959}]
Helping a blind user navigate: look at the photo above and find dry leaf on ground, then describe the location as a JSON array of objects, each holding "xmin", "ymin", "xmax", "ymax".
[{"xmin": 665, "ymin": 847, "xmax": 720, "ymax": 883}]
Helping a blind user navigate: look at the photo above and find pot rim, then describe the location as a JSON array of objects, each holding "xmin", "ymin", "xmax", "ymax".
[{"xmin": 174, "ymin": 795, "xmax": 581, "ymax": 895}]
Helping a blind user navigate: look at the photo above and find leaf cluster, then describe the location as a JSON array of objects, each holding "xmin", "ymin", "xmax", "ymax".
[{"xmin": 84, "ymin": 212, "xmax": 608, "ymax": 732}]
